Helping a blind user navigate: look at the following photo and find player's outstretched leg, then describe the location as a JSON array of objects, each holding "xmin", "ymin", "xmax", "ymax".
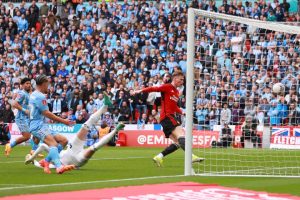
[
  {"xmin": 153, "ymin": 143, "xmax": 180, "ymax": 167},
  {"xmin": 83, "ymin": 93, "xmax": 112, "ymax": 131},
  {"xmin": 103, "ymin": 91, "xmax": 113, "ymax": 107},
  {"xmin": 153, "ymin": 127, "xmax": 204, "ymax": 167},
  {"xmin": 84, "ymin": 123, "xmax": 125, "ymax": 158},
  {"xmin": 177, "ymin": 136, "xmax": 205, "ymax": 163},
  {"xmin": 43, "ymin": 135, "xmax": 75, "ymax": 174},
  {"xmin": 25, "ymin": 143, "xmax": 49, "ymax": 165},
  {"xmin": 6, "ymin": 132, "xmax": 31, "ymax": 156}
]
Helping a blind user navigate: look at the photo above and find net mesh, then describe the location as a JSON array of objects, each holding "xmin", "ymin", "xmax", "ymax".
[{"xmin": 188, "ymin": 9, "xmax": 300, "ymax": 177}]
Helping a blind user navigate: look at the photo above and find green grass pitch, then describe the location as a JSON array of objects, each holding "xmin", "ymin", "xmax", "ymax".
[{"xmin": 0, "ymin": 146, "xmax": 300, "ymax": 197}]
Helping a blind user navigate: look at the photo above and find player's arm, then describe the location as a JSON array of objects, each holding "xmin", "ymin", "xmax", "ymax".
[
  {"xmin": 11, "ymin": 93, "xmax": 29, "ymax": 115},
  {"xmin": 38, "ymin": 96, "xmax": 74, "ymax": 126},
  {"xmin": 42, "ymin": 110, "xmax": 74, "ymax": 126},
  {"xmin": 135, "ymin": 84, "xmax": 170, "ymax": 94}
]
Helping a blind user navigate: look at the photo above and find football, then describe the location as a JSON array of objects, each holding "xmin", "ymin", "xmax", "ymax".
[{"xmin": 273, "ymin": 83, "xmax": 285, "ymax": 94}]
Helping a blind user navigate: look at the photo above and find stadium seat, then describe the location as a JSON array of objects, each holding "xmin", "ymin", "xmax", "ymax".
[{"xmin": 116, "ymin": 132, "xmax": 126, "ymax": 146}]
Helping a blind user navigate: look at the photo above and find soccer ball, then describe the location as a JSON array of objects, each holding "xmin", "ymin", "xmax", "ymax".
[{"xmin": 273, "ymin": 83, "xmax": 285, "ymax": 94}]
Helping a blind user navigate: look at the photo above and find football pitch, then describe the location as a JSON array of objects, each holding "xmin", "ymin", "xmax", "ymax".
[{"xmin": 0, "ymin": 146, "xmax": 300, "ymax": 197}]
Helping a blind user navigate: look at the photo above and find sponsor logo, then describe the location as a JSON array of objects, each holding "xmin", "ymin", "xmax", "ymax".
[
  {"xmin": 170, "ymin": 95, "xmax": 179, "ymax": 102},
  {"xmin": 136, "ymin": 134, "xmax": 217, "ymax": 147},
  {"xmin": 271, "ymin": 127, "xmax": 300, "ymax": 149}
]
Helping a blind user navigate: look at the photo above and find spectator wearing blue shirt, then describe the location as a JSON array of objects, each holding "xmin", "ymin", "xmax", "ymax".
[
  {"xmin": 179, "ymin": 54, "xmax": 187, "ymax": 74},
  {"xmin": 17, "ymin": 14, "xmax": 28, "ymax": 32},
  {"xmin": 56, "ymin": 64, "xmax": 69, "ymax": 78},
  {"xmin": 196, "ymin": 104, "xmax": 208, "ymax": 130},
  {"xmin": 268, "ymin": 100, "xmax": 281, "ymax": 125}
]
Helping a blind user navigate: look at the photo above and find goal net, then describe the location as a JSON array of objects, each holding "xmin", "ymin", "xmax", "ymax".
[{"xmin": 185, "ymin": 8, "xmax": 300, "ymax": 177}]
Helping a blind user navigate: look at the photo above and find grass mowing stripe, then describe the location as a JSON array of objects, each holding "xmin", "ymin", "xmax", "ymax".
[
  {"xmin": 0, "ymin": 156, "xmax": 152, "ymax": 164},
  {"xmin": 0, "ymin": 175, "xmax": 184, "ymax": 191}
]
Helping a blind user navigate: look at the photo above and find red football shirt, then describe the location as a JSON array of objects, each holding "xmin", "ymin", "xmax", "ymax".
[{"xmin": 142, "ymin": 83, "xmax": 182, "ymax": 121}]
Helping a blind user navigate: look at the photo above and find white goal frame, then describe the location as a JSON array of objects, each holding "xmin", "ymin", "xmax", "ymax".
[{"xmin": 185, "ymin": 8, "xmax": 300, "ymax": 177}]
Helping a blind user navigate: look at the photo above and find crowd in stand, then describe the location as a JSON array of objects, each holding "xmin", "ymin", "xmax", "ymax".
[{"xmin": 0, "ymin": 0, "xmax": 299, "ymax": 132}]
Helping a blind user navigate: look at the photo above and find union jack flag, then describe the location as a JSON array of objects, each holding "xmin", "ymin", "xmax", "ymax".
[
  {"xmin": 293, "ymin": 128, "xmax": 300, "ymax": 137},
  {"xmin": 272, "ymin": 128, "xmax": 290, "ymax": 137}
]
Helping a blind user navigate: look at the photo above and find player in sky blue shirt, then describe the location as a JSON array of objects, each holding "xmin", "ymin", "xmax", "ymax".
[
  {"xmin": 5, "ymin": 78, "xmax": 32, "ymax": 156},
  {"xmin": 29, "ymin": 75, "xmax": 75, "ymax": 174}
]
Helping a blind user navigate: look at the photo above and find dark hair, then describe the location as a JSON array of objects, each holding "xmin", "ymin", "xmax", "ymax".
[
  {"xmin": 35, "ymin": 75, "xmax": 48, "ymax": 85},
  {"xmin": 20, "ymin": 77, "xmax": 31, "ymax": 85}
]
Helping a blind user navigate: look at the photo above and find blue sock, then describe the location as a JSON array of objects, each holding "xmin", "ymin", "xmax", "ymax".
[
  {"xmin": 10, "ymin": 141, "xmax": 17, "ymax": 148},
  {"xmin": 48, "ymin": 146, "xmax": 62, "ymax": 168},
  {"xmin": 45, "ymin": 154, "xmax": 51, "ymax": 162},
  {"xmin": 31, "ymin": 143, "xmax": 38, "ymax": 151},
  {"xmin": 57, "ymin": 144, "xmax": 63, "ymax": 153}
]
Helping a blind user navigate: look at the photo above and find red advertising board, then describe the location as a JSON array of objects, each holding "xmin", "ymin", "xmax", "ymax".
[
  {"xmin": 117, "ymin": 130, "xmax": 219, "ymax": 148},
  {"xmin": 270, "ymin": 126, "xmax": 300, "ymax": 149}
]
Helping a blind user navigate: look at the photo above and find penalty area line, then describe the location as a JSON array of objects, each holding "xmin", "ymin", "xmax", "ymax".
[{"xmin": 0, "ymin": 175, "xmax": 184, "ymax": 191}]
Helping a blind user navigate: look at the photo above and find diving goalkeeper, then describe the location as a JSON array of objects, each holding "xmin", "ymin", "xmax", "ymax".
[{"xmin": 25, "ymin": 94, "xmax": 124, "ymax": 171}]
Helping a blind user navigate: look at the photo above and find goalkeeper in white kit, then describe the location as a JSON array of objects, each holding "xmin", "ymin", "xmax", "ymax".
[{"xmin": 25, "ymin": 93, "xmax": 124, "ymax": 169}]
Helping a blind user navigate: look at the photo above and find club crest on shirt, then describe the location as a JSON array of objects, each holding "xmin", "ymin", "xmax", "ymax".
[{"xmin": 42, "ymin": 100, "xmax": 47, "ymax": 105}]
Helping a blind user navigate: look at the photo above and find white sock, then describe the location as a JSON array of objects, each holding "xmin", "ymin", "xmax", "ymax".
[
  {"xmin": 91, "ymin": 129, "xmax": 117, "ymax": 151},
  {"xmin": 29, "ymin": 143, "xmax": 49, "ymax": 161},
  {"xmin": 157, "ymin": 153, "xmax": 164, "ymax": 159},
  {"xmin": 84, "ymin": 105, "xmax": 108, "ymax": 129}
]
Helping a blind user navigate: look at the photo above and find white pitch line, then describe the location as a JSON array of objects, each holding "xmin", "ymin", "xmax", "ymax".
[
  {"xmin": 0, "ymin": 184, "xmax": 28, "ymax": 186},
  {"xmin": 0, "ymin": 175, "xmax": 184, "ymax": 191},
  {"xmin": 0, "ymin": 156, "xmax": 150, "ymax": 164}
]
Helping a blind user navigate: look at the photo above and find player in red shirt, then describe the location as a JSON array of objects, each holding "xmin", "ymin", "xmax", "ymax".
[{"xmin": 134, "ymin": 71, "xmax": 204, "ymax": 166}]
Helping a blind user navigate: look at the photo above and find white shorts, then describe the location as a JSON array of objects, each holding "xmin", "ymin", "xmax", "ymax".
[{"xmin": 60, "ymin": 136, "xmax": 88, "ymax": 167}]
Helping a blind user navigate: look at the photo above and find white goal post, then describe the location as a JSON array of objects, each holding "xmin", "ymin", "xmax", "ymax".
[{"xmin": 185, "ymin": 8, "xmax": 300, "ymax": 177}]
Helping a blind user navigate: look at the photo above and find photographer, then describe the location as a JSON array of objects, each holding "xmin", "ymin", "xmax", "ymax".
[
  {"xmin": 221, "ymin": 122, "xmax": 232, "ymax": 147},
  {"xmin": 241, "ymin": 116, "xmax": 253, "ymax": 148},
  {"xmin": 241, "ymin": 116, "xmax": 261, "ymax": 148},
  {"xmin": 0, "ymin": 120, "xmax": 10, "ymax": 145}
]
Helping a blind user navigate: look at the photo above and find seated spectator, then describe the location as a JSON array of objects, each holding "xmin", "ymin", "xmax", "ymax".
[
  {"xmin": 138, "ymin": 113, "xmax": 148, "ymax": 130},
  {"xmin": 147, "ymin": 115, "xmax": 158, "ymax": 124},
  {"xmin": 0, "ymin": 104, "xmax": 15, "ymax": 123},
  {"xmin": 195, "ymin": 103, "xmax": 208, "ymax": 130},
  {"xmin": 67, "ymin": 109, "xmax": 77, "ymax": 121},
  {"xmin": 257, "ymin": 98, "xmax": 271, "ymax": 126},
  {"xmin": 288, "ymin": 103, "xmax": 300, "ymax": 125},
  {"xmin": 52, "ymin": 93, "xmax": 62, "ymax": 116},
  {"xmin": 76, "ymin": 114, "xmax": 86, "ymax": 124},
  {"xmin": 150, "ymin": 109, "xmax": 159, "ymax": 123},
  {"xmin": 135, "ymin": 84, "xmax": 148, "ymax": 117},
  {"xmin": 75, "ymin": 104, "xmax": 83, "ymax": 119},
  {"xmin": 69, "ymin": 90, "xmax": 83, "ymax": 112},
  {"xmin": 231, "ymin": 102, "xmax": 244, "ymax": 125},
  {"xmin": 244, "ymin": 98, "xmax": 256, "ymax": 118},
  {"xmin": 220, "ymin": 102, "xmax": 231, "ymax": 126},
  {"xmin": 119, "ymin": 101, "xmax": 131, "ymax": 122}
]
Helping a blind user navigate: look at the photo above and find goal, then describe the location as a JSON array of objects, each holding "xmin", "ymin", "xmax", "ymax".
[{"xmin": 185, "ymin": 8, "xmax": 300, "ymax": 177}]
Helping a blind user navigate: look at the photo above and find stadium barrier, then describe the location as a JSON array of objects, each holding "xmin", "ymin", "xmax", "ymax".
[
  {"xmin": 116, "ymin": 130, "xmax": 220, "ymax": 148},
  {"xmin": 7, "ymin": 123, "xmax": 300, "ymax": 149}
]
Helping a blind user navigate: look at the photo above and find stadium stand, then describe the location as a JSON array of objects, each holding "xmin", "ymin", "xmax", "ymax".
[{"xmin": 0, "ymin": 0, "xmax": 299, "ymax": 131}]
